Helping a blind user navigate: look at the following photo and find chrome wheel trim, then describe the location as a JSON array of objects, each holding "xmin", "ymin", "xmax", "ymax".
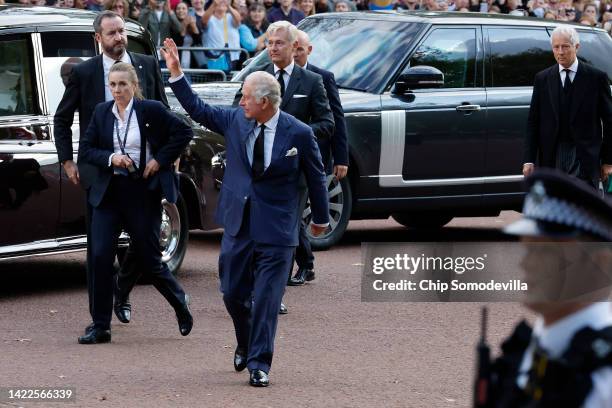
[
  {"xmin": 160, "ymin": 200, "xmax": 181, "ymax": 263},
  {"xmin": 303, "ymin": 175, "xmax": 344, "ymax": 240}
]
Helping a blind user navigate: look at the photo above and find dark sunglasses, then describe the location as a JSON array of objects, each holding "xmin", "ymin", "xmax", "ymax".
[{"xmin": 566, "ymin": 8, "xmax": 575, "ymax": 12}]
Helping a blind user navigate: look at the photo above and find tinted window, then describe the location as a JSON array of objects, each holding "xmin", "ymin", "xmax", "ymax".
[
  {"xmin": 407, "ymin": 28, "xmax": 477, "ymax": 88},
  {"xmin": 233, "ymin": 18, "xmax": 424, "ymax": 93},
  {"xmin": 127, "ymin": 36, "xmax": 152, "ymax": 55},
  {"xmin": 40, "ymin": 32, "xmax": 97, "ymax": 114},
  {"xmin": 0, "ymin": 34, "xmax": 38, "ymax": 117},
  {"xmin": 573, "ymin": 31, "xmax": 612, "ymax": 83},
  {"xmin": 41, "ymin": 32, "xmax": 96, "ymax": 58},
  {"xmin": 487, "ymin": 28, "xmax": 554, "ymax": 87}
]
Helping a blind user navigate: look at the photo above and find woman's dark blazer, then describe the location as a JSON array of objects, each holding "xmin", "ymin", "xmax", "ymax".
[{"xmin": 78, "ymin": 99, "xmax": 193, "ymax": 208}]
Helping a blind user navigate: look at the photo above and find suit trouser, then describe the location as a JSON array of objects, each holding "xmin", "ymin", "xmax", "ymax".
[
  {"xmin": 294, "ymin": 171, "xmax": 315, "ymax": 272},
  {"xmin": 219, "ymin": 212, "xmax": 294, "ymax": 373},
  {"xmin": 89, "ymin": 176, "xmax": 186, "ymax": 330},
  {"xmin": 555, "ymin": 141, "xmax": 598, "ymax": 189},
  {"xmin": 85, "ymin": 192, "xmax": 138, "ymax": 318}
]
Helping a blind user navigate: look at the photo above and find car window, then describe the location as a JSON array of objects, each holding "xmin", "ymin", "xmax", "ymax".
[
  {"xmin": 0, "ymin": 34, "xmax": 38, "ymax": 119},
  {"xmin": 487, "ymin": 27, "xmax": 554, "ymax": 87},
  {"xmin": 572, "ymin": 31, "xmax": 612, "ymax": 83},
  {"xmin": 407, "ymin": 28, "xmax": 477, "ymax": 89},
  {"xmin": 127, "ymin": 35, "xmax": 152, "ymax": 55},
  {"xmin": 41, "ymin": 32, "xmax": 97, "ymax": 115},
  {"xmin": 232, "ymin": 18, "xmax": 424, "ymax": 93}
]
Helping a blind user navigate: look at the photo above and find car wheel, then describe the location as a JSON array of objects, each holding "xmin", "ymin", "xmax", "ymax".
[
  {"xmin": 116, "ymin": 194, "xmax": 189, "ymax": 276},
  {"xmin": 391, "ymin": 213, "xmax": 453, "ymax": 229},
  {"xmin": 303, "ymin": 175, "xmax": 352, "ymax": 251},
  {"xmin": 160, "ymin": 194, "xmax": 189, "ymax": 276}
]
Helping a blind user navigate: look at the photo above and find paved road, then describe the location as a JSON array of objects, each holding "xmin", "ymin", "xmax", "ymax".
[{"xmin": 0, "ymin": 212, "xmax": 530, "ymax": 408}]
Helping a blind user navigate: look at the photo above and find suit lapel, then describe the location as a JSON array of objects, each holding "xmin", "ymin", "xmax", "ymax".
[
  {"xmin": 93, "ymin": 55, "xmax": 106, "ymax": 104},
  {"xmin": 546, "ymin": 65, "xmax": 560, "ymax": 122},
  {"xmin": 569, "ymin": 62, "xmax": 587, "ymax": 123},
  {"xmin": 129, "ymin": 52, "xmax": 147, "ymax": 94},
  {"xmin": 132, "ymin": 99, "xmax": 147, "ymax": 169},
  {"xmin": 281, "ymin": 65, "xmax": 301, "ymax": 110},
  {"xmin": 268, "ymin": 112, "xmax": 292, "ymax": 168},
  {"xmin": 265, "ymin": 64, "xmax": 275, "ymax": 76}
]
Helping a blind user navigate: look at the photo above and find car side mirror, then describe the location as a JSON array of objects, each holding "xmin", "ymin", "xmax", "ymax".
[{"xmin": 393, "ymin": 65, "xmax": 444, "ymax": 94}]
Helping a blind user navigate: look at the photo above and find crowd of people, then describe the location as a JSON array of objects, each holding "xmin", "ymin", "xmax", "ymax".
[{"xmin": 10, "ymin": 0, "xmax": 611, "ymax": 69}]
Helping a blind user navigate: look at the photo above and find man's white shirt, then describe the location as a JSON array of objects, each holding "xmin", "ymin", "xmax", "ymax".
[{"xmin": 103, "ymin": 52, "xmax": 132, "ymax": 102}]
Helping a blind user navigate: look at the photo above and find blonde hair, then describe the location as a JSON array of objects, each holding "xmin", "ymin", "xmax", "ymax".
[{"xmin": 109, "ymin": 62, "xmax": 144, "ymax": 100}]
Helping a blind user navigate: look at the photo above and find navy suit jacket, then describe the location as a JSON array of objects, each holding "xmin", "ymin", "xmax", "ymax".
[
  {"xmin": 307, "ymin": 63, "xmax": 349, "ymax": 168},
  {"xmin": 171, "ymin": 76, "xmax": 329, "ymax": 246},
  {"xmin": 78, "ymin": 99, "xmax": 193, "ymax": 208}
]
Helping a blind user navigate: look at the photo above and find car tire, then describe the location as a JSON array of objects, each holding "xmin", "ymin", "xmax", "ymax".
[
  {"xmin": 304, "ymin": 175, "xmax": 352, "ymax": 251},
  {"xmin": 116, "ymin": 194, "xmax": 189, "ymax": 277},
  {"xmin": 391, "ymin": 213, "xmax": 453, "ymax": 229}
]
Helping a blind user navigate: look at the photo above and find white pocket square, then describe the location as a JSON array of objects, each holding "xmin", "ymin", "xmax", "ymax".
[
  {"xmin": 292, "ymin": 94, "xmax": 307, "ymax": 98},
  {"xmin": 285, "ymin": 147, "xmax": 298, "ymax": 157}
]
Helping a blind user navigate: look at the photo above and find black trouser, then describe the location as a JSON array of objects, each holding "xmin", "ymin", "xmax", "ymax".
[
  {"xmin": 294, "ymin": 187, "xmax": 314, "ymax": 271},
  {"xmin": 89, "ymin": 176, "xmax": 186, "ymax": 330},
  {"xmin": 84, "ymin": 192, "xmax": 138, "ymax": 318},
  {"xmin": 555, "ymin": 141, "xmax": 598, "ymax": 189}
]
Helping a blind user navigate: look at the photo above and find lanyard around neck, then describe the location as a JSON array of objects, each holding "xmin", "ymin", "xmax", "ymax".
[{"xmin": 114, "ymin": 107, "xmax": 135, "ymax": 155}]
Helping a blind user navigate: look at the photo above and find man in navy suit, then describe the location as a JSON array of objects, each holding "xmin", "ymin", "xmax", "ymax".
[
  {"xmin": 161, "ymin": 38, "xmax": 329, "ymax": 387},
  {"xmin": 289, "ymin": 29, "xmax": 350, "ymax": 286},
  {"xmin": 233, "ymin": 21, "xmax": 334, "ymax": 312}
]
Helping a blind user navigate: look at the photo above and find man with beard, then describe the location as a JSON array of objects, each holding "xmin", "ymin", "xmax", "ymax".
[{"xmin": 54, "ymin": 10, "xmax": 168, "ymax": 342}]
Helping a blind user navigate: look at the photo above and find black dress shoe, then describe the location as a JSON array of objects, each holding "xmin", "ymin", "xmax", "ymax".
[
  {"xmin": 175, "ymin": 294, "xmax": 193, "ymax": 336},
  {"xmin": 279, "ymin": 303, "xmax": 288, "ymax": 315},
  {"xmin": 78, "ymin": 327, "xmax": 111, "ymax": 344},
  {"xmin": 249, "ymin": 369, "xmax": 269, "ymax": 387},
  {"xmin": 84, "ymin": 322, "xmax": 95, "ymax": 334},
  {"xmin": 113, "ymin": 299, "xmax": 131, "ymax": 324},
  {"xmin": 113, "ymin": 276, "xmax": 131, "ymax": 323},
  {"xmin": 234, "ymin": 347, "xmax": 248, "ymax": 372},
  {"xmin": 288, "ymin": 268, "xmax": 315, "ymax": 286}
]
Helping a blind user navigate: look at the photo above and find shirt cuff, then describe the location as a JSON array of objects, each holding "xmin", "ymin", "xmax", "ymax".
[
  {"xmin": 108, "ymin": 153, "xmax": 116, "ymax": 167},
  {"xmin": 311, "ymin": 222, "xmax": 329, "ymax": 228},
  {"xmin": 168, "ymin": 73, "xmax": 184, "ymax": 83}
]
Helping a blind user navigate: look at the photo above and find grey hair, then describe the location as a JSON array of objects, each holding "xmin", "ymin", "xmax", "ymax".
[
  {"xmin": 245, "ymin": 71, "xmax": 281, "ymax": 109},
  {"xmin": 94, "ymin": 10, "xmax": 124, "ymax": 33},
  {"xmin": 551, "ymin": 26, "xmax": 580, "ymax": 46},
  {"xmin": 266, "ymin": 21, "xmax": 299, "ymax": 43}
]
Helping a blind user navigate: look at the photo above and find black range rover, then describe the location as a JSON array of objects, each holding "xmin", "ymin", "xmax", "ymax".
[
  {"xmin": 0, "ymin": 5, "xmax": 224, "ymax": 273},
  {"xmin": 204, "ymin": 11, "xmax": 612, "ymax": 249}
]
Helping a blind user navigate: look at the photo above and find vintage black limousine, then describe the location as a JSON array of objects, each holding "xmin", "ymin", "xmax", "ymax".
[
  {"xmin": 199, "ymin": 11, "xmax": 612, "ymax": 249},
  {"xmin": 0, "ymin": 5, "xmax": 224, "ymax": 273}
]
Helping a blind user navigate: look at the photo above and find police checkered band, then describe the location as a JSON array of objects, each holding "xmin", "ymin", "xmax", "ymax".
[{"xmin": 523, "ymin": 181, "xmax": 612, "ymax": 241}]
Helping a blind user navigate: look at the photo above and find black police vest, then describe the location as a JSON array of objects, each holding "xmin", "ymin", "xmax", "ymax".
[
  {"xmin": 489, "ymin": 320, "xmax": 612, "ymax": 408},
  {"xmin": 558, "ymin": 76, "xmax": 574, "ymax": 142}
]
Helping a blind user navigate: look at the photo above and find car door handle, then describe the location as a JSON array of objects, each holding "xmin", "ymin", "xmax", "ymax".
[{"xmin": 456, "ymin": 104, "xmax": 481, "ymax": 112}]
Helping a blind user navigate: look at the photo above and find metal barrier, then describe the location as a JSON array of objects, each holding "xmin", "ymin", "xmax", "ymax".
[
  {"xmin": 158, "ymin": 46, "xmax": 250, "ymax": 83},
  {"xmin": 161, "ymin": 68, "xmax": 227, "ymax": 83}
]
